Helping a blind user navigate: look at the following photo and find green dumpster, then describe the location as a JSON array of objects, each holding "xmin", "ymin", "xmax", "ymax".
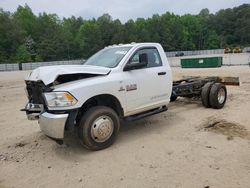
[{"xmin": 181, "ymin": 57, "xmax": 222, "ymax": 68}]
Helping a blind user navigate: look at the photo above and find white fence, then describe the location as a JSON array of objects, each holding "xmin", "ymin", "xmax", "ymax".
[
  {"xmin": 0, "ymin": 59, "xmax": 85, "ymax": 72},
  {"xmin": 166, "ymin": 47, "xmax": 250, "ymax": 57},
  {"xmin": 21, "ymin": 60, "xmax": 84, "ymax": 70},
  {"xmin": 0, "ymin": 63, "xmax": 19, "ymax": 71},
  {"xmin": 1, "ymin": 51, "xmax": 250, "ymax": 71},
  {"xmin": 168, "ymin": 53, "xmax": 250, "ymax": 67},
  {"xmin": 166, "ymin": 49, "xmax": 224, "ymax": 57}
]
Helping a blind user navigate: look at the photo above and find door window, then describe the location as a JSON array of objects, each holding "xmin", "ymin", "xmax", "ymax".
[{"xmin": 128, "ymin": 48, "xmax": 162, "ymax": 68}]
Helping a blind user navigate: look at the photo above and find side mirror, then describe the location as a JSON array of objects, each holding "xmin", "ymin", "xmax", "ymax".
[{"xmin": 124, "ymin": 53, "xmax": 148, "ymax": 71}]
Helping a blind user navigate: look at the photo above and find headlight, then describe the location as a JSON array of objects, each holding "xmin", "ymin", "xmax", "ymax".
[{"xmin": 43, "ymin": 92, "xmax": 77, "ymax": 107}]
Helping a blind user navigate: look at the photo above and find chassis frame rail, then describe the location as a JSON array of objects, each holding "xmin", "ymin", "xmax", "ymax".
[{"xmin": 172, "ymin": 76, "xmax": 239, "ymax": 98}]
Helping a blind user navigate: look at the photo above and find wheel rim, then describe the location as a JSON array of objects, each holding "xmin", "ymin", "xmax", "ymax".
[
  {"xmin": 90, "ymin": 115, "xmax": 114, "ymax": 143},
  {"xmin": 218, "ymin": 88, "xmax": 226, "ymax": 104}
]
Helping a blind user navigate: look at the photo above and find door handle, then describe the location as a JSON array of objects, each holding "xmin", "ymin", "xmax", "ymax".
[{"xmin": 158, "ymin": 72, "xmax": 166, "ymax": 75}]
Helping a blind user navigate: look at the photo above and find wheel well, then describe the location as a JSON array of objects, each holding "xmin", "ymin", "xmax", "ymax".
[{"xmin": 76, "ymin": 94, "xmax": 124, "ymax": 123}]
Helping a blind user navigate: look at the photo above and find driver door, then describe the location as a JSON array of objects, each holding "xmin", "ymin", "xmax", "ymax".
[{"xmin": 122, "ymin": 47, "xmax": 170, "ymax": 116}]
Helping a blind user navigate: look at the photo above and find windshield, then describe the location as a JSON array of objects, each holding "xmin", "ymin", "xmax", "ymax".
[{"xmin": 84, "ymin": 47, "xmax": 131, "ymax": 68}]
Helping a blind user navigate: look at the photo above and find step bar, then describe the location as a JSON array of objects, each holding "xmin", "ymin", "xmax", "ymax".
[{"xmin": 124, "ymin": 106, "xmax": 168, "ymax": 121}]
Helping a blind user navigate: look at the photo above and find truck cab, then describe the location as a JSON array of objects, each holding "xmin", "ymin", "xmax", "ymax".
[{"xmin": 24, "ymin": 43, "xmax": 172, "ymax": 150}]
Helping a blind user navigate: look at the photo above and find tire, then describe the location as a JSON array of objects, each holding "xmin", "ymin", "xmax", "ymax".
[
  {"xmin": 201, "ymin": 82, "xmax": 213, "ymax": 108},
  {"xmin": 78, "ymin": 106, "xmax": 120, "ymax": 150},
  {"xmin": 209, "ymin": 83, "xmax": 227, "ymax": 109}
]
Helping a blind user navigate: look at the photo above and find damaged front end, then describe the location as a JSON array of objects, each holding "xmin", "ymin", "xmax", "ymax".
[
  {"xmin": 22, "ymin": 67, "xmax": 110, "ymax": 142},
  {"xmin": 22, "ymin": 80, "xmax": 76, "ymax": 142},
  {"xmin": 22, "ymin": 80, "xmax": 51, "ymax": 120},
  {"xmin": 23, "ymin": 72, "xmax": 101, "ymax": 121}
]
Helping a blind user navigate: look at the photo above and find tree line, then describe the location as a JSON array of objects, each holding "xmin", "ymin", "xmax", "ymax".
[{"xmin": 0, "ymin": 4, "xmax": 249, "ymax": 63}]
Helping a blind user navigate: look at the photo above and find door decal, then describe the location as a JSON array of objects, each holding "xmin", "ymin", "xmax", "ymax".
[{"xmin": 126, "ymin": 84, "xmax": 137, "ymax": 91}]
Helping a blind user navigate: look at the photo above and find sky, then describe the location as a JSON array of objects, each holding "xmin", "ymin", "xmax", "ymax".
[{"xmin": 0, "ymin": 0, "xmax": 249, "ymax": 22}]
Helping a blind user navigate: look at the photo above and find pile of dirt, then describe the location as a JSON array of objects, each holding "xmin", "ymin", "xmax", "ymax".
[{"xmin": 201, "ymin": 119, "xmax": 250, "ymax": 140}]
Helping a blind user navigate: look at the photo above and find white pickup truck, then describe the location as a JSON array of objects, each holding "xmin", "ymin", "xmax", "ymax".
[{"xmin": 23, "ymin": 43, "xmax": 227, "ymax": 150}]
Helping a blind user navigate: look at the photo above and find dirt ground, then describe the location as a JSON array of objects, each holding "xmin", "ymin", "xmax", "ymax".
[{"xmin": 0, "ymin": 66, "xmax": 250, "ymax": 188}]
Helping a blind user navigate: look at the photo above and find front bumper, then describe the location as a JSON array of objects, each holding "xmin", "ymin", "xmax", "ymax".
[
  {"xmin": 39, "ymin": 112, "xmax": 69, "ymax": 139},
  {"xmin": 23, "ymin": 103, "xmax": 44, "ymax": 120},
  {"xmin": 23, "ymin": 102, "xmax": 78, "ymax": 141}
]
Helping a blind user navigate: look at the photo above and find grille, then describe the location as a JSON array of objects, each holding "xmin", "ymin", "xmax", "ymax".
[{"xmin": 25, "ymin": 81, "xmax": 49, "ymax": 104}]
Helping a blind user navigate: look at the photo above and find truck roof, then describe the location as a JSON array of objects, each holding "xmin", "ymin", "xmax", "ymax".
[{"xmin": 105, "ymin": 42, "xmax": 160, "ymax": 49}]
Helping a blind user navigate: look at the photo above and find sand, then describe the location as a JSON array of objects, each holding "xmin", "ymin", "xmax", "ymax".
[{"xmin": 0, "ymin": 66, "xmax": 250, "ymax": 188}]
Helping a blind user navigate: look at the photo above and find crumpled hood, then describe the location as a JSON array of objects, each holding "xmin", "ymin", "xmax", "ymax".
[{"xmin": 26, "ymin": 65, "xmax": 111, "ymax": 85}]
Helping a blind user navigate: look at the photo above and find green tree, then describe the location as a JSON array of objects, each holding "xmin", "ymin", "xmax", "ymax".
[
  {"xmin": 0, "ymin": 9, "xmax": 23, "ymax": 63},
  {"xmin": 77, "ymin": 20, "xmax": 104, "ymax": 58},
  {"xmin": 62, "ymin": 16, "xmax": 84, "ymax": 59},
  {"xmin": 123, "ymin": 20, "xmax": 138, "ymax": 43},
  {"xmin": 15, "ymin": 45, "xmax": 31, "ymax": 63},
  {"xmin": 14, "ymin": 5, "xmax": 37, "ymax": 37},
  {"xmin": 35, "ymin": 13, "xmax": 68, "ymax": 61},
  {"xmin": 0, "ymin": 4, "xmax": 250, "ymax": 63}
]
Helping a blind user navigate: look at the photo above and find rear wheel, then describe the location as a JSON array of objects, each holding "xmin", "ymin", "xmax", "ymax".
[
  {"xmin": 209, "ymin": 83, "xmax": 227, "ymax": 109},
  {"xmin": 201, "ymin": 82, "xmax": 213, "ymax": 108},
  {"xmin": 78, "ymin": 106, "xmax": 120, "ymax": 150}
]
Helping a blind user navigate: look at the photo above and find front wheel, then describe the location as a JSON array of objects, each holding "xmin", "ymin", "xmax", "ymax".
[{"xmin": 78, "ymin": 106, "xmax": 120, "ymax": 150}]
